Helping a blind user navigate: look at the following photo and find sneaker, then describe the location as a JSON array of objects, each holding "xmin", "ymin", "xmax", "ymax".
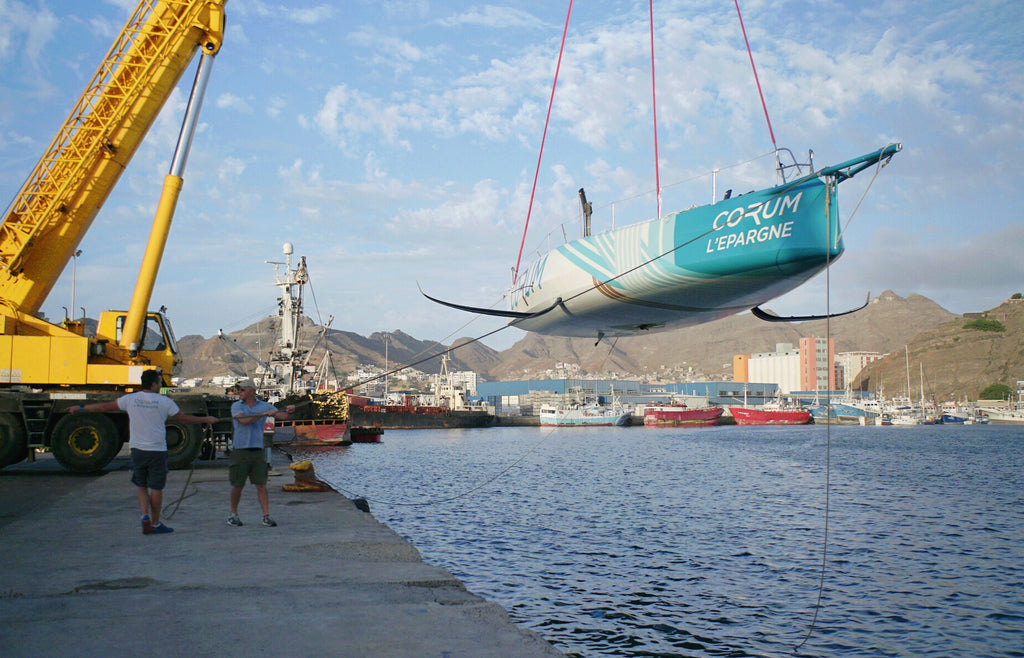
[
  {"xmin": 261, "ymin": 515, "xmax": 277, "ymax": 527},
  {"xmin": 227, "ymin": 514, "xmax": 243, "ymax": 527},
  {"xmin": 141, "ymin": 515, "xmax": 152, "ymax": 535},
  {"xmin": 150, "ymin": 523, "xmax": 173, "ymax": 534}
]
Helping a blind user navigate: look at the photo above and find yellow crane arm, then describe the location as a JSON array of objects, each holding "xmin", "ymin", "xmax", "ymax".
[{"xmin": 0, "ymin": 0, "xmax": 225, "ymax": 317}]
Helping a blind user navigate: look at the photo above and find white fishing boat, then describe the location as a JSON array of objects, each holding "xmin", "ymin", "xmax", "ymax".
[
  {"xmin": 539, "ymin": 388, "xmax": 632, "ymax": 427},
  {"xmin": 977, "ymin": 407, "xmax": 1024, "ymax": 424},
  {"xmin": 539, "ymin": 402, "xmax": 632, "ymax": 427},
  {"xmin": 977, "ymin": 380, "xmax": 1024, "ymax": 424},
  {"xmin": 890, "ymin": 412, "xmax": 934, "ymax": 426}
]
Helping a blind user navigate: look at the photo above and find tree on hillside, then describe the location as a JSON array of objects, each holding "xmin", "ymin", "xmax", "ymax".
[
  {"xmin": 963, "ymin": 318, "xmax": 1006, "ymax": 332},
  {"xmin": 979, "ymin": 383, "xmax": 1013, "ymax": 400}
]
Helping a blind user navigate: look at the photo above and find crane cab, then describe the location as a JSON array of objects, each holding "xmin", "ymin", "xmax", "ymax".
[{"xmin": 93, "ymin": 308, "xmax": 182, "ymax": 385}]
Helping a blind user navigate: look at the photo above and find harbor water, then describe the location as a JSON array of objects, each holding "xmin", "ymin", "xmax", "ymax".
[{"xmin": 293, "ymin": 424, "xmax": 1024, "ymax": 657}]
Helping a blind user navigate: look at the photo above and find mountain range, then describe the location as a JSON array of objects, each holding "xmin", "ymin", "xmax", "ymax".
[{"xmin": 173, "ymin": 290, "xmax": 1024, "ymax": 401}]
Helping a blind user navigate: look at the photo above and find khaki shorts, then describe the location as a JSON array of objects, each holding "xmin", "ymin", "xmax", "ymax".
[{"xmin": 229, "ymin": 448, "xmax": 268, "ymax": 487}]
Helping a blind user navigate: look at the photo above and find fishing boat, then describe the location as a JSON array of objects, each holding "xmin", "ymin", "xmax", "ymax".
[
  {"xmin": 642, "ymin": 404, "xmax": 723, "ymax": 427},
  {"xmin": 538, "ymin": 385, "xmax": 632, "ymax": 427},
  {"xmin": 890, "ymin": 411, "xmax": 935, "ymax": 426},
  {"xmin": 539, "ymin": 402, "xmax": 632, "ymax": 427},
  {"xmin": 729, "ymin": 387, "xmax": 811, "ymax": 426},
  {"xmin": 976, "ymin": 407, "xmax": 1024, "ymax": 424},
  {"xmin": 219, "ymin": 243, "xmax": 373, "ymax": 446},
  {"xmin": 976, "ymin": 380, "xmax": 1024, "ymax": 424},
  {"xmin": 964, "ymin": 411, "xmax": 990, "ymax": 425},
  {"xmin": 729, "ymin": 405, "xmax": 812, "ymax": 426},
  {"xmin": 347, "ymin": 399, "xmax": 493, "ymax": 430},
  {"xmin": 346, "ymin": 355, "xmax": 494, "ymax": 430}
]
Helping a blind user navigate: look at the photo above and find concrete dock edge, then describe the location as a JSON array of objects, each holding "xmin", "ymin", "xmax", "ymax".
[{"xmin": 0, "ymin": 450, "xmax": 563, "ymax": 657}]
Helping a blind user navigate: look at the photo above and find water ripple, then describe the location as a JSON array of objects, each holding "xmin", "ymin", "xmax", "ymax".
[{"xmin": 299, "ymin": 424, "xmax": 1024, "ymax": 657}]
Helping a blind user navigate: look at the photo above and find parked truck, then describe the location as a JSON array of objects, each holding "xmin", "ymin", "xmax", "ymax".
[{"xmin": 0, "ymin": 1, "xmax": 235, "ymax": 473}]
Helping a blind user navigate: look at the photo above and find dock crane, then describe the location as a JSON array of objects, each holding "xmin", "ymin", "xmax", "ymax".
[{"xmin": 0, "ymin": 1, "xmax": 231, "ymax": 472}]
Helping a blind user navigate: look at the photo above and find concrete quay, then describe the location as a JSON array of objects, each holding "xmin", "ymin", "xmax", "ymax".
[{"xmin": 0, "ymin": 450, "xmax": 562, "ymax": 657}]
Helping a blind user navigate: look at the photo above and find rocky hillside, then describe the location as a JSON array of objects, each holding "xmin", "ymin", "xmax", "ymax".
[
  {"xmin": 177, "ymin": 325, "xmax": 487, "ymax": 380},
  {"xmin": 853, "ymin": 298, "xmax": 1024, "ymax": 400},
  {"xmin": 177, "ymin": 290, "xmax": 964, "ymax": 385}
]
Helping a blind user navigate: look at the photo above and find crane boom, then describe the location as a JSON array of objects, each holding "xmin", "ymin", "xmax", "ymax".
[
  {"xmin": 0, "ymin": 0, "xmax": 225, "ymax": 315},
  {"xmin": 0, "ymin": 0, "xmax": 227, "ymax": 389},
  {"xmin": 0, "ymin": 1, "xmax": 243, "ymax": 475}
]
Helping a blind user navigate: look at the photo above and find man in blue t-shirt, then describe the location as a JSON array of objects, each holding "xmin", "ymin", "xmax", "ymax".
[
  {"xmin": 227, "ymin": 379, "xmax": 294, "ymax": 528},
  {"xmin": 71, "ymin": 369, "xmax": 217, "ymax": 535}
]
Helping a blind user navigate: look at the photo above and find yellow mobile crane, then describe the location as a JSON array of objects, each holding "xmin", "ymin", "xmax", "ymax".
[{"xmin": 0, "ymin": 1, "xmax": 233, "ymax": 472}]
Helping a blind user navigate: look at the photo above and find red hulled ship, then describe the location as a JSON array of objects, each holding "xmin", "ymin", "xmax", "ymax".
[{"xmin": 643, "ymin": 405, "xmax": 724, "ymax": 427}]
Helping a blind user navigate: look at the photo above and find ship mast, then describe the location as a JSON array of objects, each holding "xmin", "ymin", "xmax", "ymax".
[{"xmin": 264, "ymin": 242, "xmax": 308, "ymax": 395}]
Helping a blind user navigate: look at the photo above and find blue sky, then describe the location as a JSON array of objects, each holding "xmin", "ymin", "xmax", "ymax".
[{"xmin": 1, "ymin": 0, "xmax": 1021, "ymax": 351}]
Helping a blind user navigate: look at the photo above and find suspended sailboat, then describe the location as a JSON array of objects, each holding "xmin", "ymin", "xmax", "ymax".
[{"xmin": 423, "ymin": 3, "xmax": 901, "ymax": 342}]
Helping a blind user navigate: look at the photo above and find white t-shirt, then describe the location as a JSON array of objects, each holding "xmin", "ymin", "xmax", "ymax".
[{"xmin": 117, "ymin": 391, "xmax": 180, "ymax": 451}]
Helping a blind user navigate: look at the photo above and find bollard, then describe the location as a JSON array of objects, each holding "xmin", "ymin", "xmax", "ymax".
[{"xmin": 281, "ymin": 460, "xmax": 331, "ymax": 492}]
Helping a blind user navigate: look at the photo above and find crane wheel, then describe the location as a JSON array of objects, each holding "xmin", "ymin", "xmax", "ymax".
[
  {"xmin": 165, "ymin": 421, "xmax": 202, "ymax": 470},
  {"xmin": 51, "ymin": 413, "xmax": 122, "ymax": 474},
  {"xmin": 0, "ymin": 412, "xmax": 28, "ymax": 469}
]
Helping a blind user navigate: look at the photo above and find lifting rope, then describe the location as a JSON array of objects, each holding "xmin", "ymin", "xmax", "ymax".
[
  {"xmin": 734, "ymin": 0, "xmax": 777, "ymax": 153},
  {"xmin": 512, "ymin": 0, "xmax": 574, "ymax": 285},
  {"xmin": 649, "ymin": 0, "xmax": 661, "ymax": 218}
]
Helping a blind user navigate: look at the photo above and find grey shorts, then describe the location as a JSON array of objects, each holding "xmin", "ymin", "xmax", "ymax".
[
  {"xmin": 130, "ymin": 448, "xmax": 168, "ymax": 490},
  {"xmin": 229, "ymin": 448, "xmax": 268, "ymax": 487}
]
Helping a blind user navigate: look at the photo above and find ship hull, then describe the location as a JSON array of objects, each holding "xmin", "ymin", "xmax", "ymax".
[
  {"xmin": 511, "ymin": 177, "xmax": 840, "ymax": 337},
  {"xmin": 643, "ymin": 406, "xmax": 724, "ymax": 427},
  {"xmin": 348, "ymin": 406, "xmax": 494, "ymax": 430},
  {"xmin": 729, "ymin": 407, "xmax": 812, "ymax": 425},
  {"xmin": 539, "ymin": 411, "xmax": 632, "ymax": 427},
  {"xmin": 273, "ymin": 419, "xmax": 351, "ymax": 446}
]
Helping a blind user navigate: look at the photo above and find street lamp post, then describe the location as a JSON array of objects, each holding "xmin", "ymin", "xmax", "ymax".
[{"xmin": 384, "ymin": 332, "xmax": 390, "ymax": 400}]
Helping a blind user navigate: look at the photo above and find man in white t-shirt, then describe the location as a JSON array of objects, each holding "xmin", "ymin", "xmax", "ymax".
[{"xmin": 71, "ymin": 369, "xmax": 217, "ymax": 534}]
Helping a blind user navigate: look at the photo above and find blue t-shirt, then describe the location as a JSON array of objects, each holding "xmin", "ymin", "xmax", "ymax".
[{"xmin": 230, "ymin": 399, "xmax": 277, "ymax": 449}]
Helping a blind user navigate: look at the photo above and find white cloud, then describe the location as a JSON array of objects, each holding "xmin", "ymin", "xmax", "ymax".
[
  {"xmin": 290, "ymin": 4, "xmax": 334, "ymax": 25},
  {"xmin": 313, "ymin": 84, "xmax": 417, "ymax": 149},
  {"xmin": 215, "ymin": 92, "xmax": 252, "ymax": 113},
  {"xmin": 217, "ymin": 156, "xmax": 246, "ymax": 182},
  {"xmin": 436, "ymin": 5, "xmax": 546, "ymax": 30},
  {"xmin": 0, "ymin": 1, "xmax": 57, "ymax": 65},
  {"xmin": 265, "ymin": 96, "xmax": 285, "ymax": 119}
]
